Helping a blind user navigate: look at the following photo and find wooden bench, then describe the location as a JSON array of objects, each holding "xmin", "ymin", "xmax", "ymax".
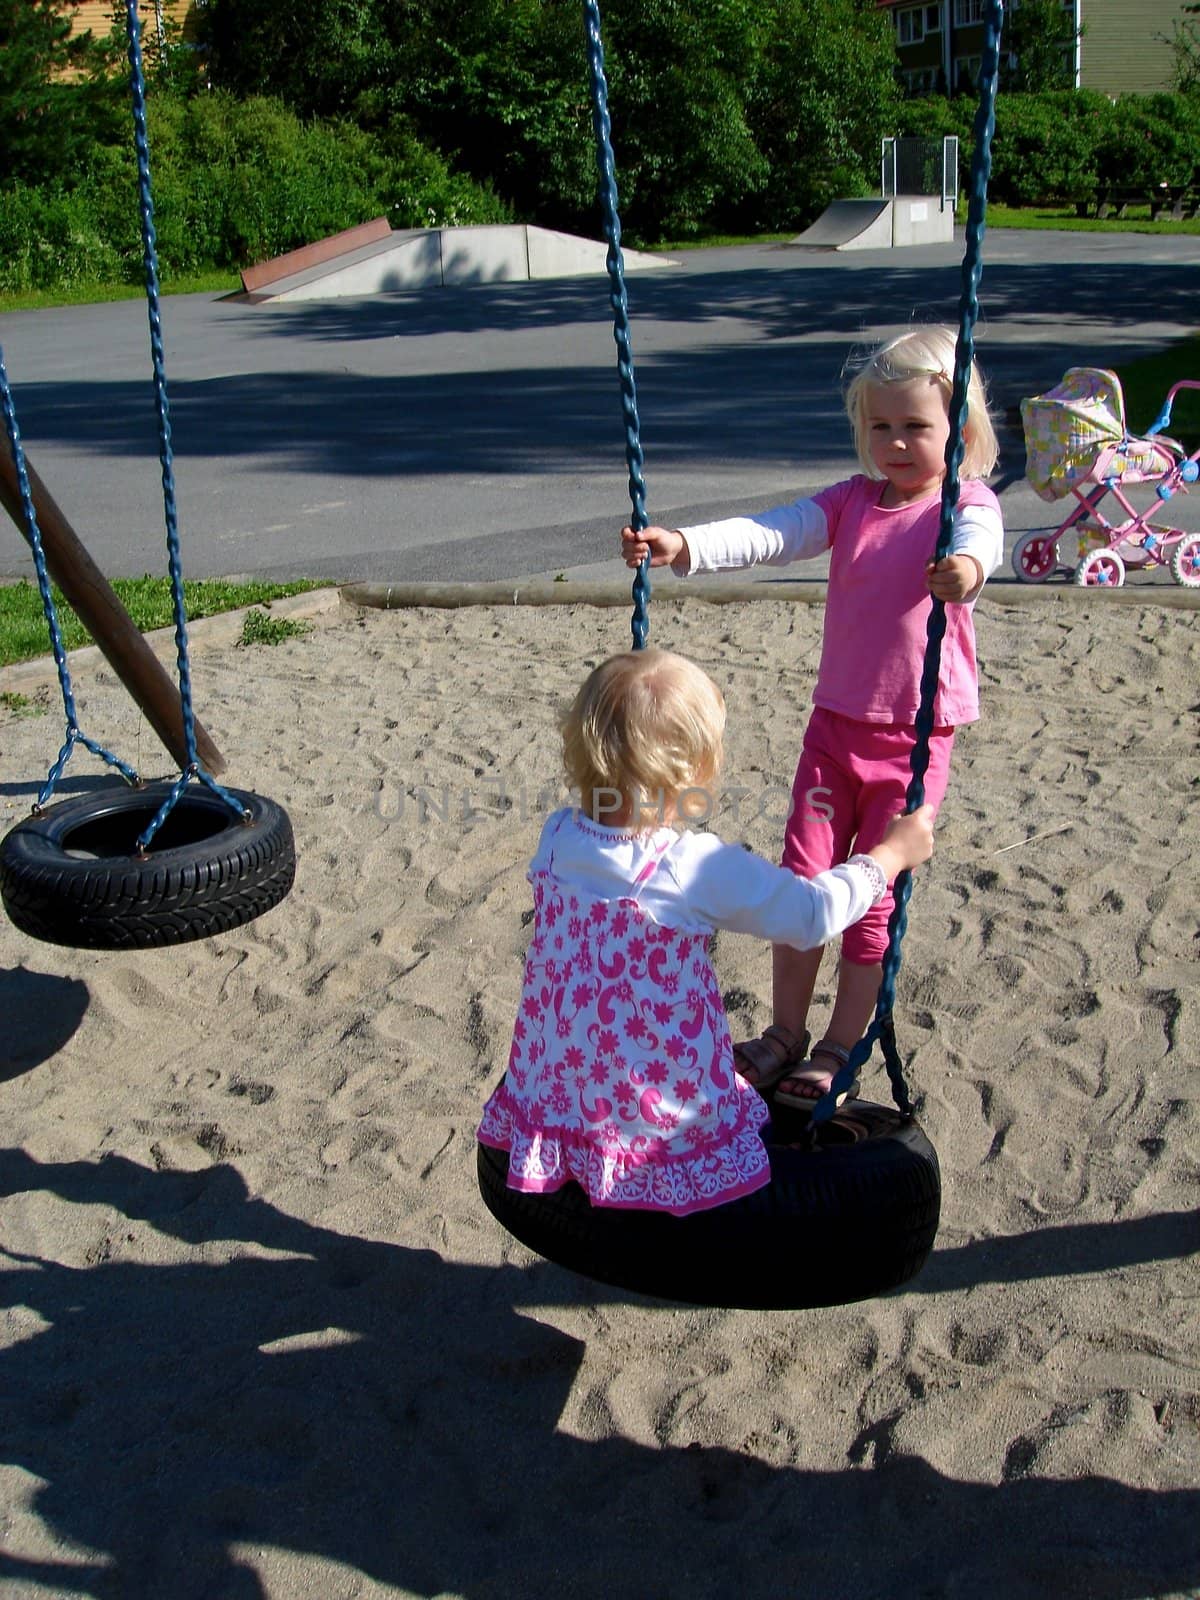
[
  {"xmin": 1075, "ymin": 184, "xmax": 1200, "ymax": 221},
  {"xmin": 1149, "ymin": 184, "xmax": 1200, "ymax": 221}
]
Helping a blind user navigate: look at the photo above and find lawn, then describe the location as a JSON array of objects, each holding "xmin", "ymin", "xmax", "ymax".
[
  {"xmin": 1106, "ymin": 337, "xmax": 1200, "ymax": 445},
  {"xmin": 0, "ymin": 576, "xmax": 324, "ymax": 670},
  {"xmin": 985, "ymin": 202, "xmax": 1200, "ymax": 237}
]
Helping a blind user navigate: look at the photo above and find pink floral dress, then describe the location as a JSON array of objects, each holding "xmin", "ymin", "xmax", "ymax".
[{"xmin": 478, "ymin": 826, "xmax": 771, "ymax": 1216}]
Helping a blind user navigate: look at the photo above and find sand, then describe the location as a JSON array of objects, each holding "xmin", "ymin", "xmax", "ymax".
[{"xmin": 0, "ymin": 589, "xmax": 1197, "ymax": 1600}]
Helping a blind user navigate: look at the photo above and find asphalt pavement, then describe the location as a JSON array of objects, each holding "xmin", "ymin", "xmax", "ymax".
[{"xmin": 1, "ymin": 229, "xmax": 1197, "ymax": 587}]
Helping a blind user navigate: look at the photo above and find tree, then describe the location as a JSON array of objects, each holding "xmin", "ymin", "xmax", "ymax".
[
  {"xmin": 197, "ymin": 0, "xmax": 389, "ymax": 117},
  {"xmin": 1005, "ymin": 0, "xmax": 1082, "ymax": 93},
  {"xmin": 740, "ymin": 0, "xmax": 900, "ymax": 229},
  {"xmin": 581, "ymin": 0, "xmax": 769, "ymax": 239},
  {"xmin": 0, "ymin": 0, "xmax": 121, "ymax": 185},
  {"xmin": 193, "ymin": 0, "xmax": 901, "ymax": 239},
  {"xmin": 1163, "ymin": 3, "xmax": 1200, "ymax": 96},
  {"xmin": 376, "ymin": 0, "xmax": 596, "ymax": 233}
]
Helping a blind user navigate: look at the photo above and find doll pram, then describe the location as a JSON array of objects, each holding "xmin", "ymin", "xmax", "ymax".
[{"xmin": 1015, "ymin": 367, "xmax": 1200, "ymax": 587}]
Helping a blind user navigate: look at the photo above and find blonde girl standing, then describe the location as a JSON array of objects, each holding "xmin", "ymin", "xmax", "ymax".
[{"xmin": 620, "ymin": 326, "xmax": 1001, "ymax": 1111}]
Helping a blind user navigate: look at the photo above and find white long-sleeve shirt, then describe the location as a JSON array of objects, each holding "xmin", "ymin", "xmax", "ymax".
[
  {"xmin": 676, "ymin": 483, "xmax": 1003, "ymax": 581},
  {"xmin": 533, "ymin": 808, "xmax": 885, "ymax": 949}
]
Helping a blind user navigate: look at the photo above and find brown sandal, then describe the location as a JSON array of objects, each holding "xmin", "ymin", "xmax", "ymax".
[
  {"xmin": 773, "ymin": 1039, "xmax": 860, "ymax": 1114},
  {"xmin": 732, "ymin": 1024, "xmax": 810, "ymax": 1090}
]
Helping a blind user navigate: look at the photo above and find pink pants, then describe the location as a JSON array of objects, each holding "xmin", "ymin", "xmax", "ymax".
[{"xmin": 781, "ymin": 707, "xmax": 955, "ymax": 964}]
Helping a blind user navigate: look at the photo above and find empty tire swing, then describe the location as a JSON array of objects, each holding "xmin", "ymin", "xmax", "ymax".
[
  {"xmin": 0, "ymin": 0, "xmax": 295, "ymax": 953},
  {"xmin": 0, "ymin": 781, "xmax": 295, "ymax": 951}
]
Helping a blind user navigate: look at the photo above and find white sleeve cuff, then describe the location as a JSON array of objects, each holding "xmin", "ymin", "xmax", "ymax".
[{"xmin": 846, "ymin": 853, "xmax": 888, "ymax": 904}]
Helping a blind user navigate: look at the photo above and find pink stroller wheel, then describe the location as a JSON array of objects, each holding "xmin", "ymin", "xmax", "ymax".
[
  {"xmin": 1074, "ymin": 548, "xmax": 1126, "ymax": 588},
  {"xmin": 1011, "ymin": 531, "xmax": 1059, "ymax": 583},
  {"xmin": 1170, "ymin": 533, "xmax": 1200, "ymax": 588}
]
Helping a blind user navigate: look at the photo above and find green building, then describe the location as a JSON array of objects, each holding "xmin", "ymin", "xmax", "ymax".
[{"xmin": 883, "ymin": 0, "xmax": 1190, "ymax": 95}]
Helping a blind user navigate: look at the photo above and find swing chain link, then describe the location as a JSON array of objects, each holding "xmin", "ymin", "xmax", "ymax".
[
  {"xmin": 0, "ymin": 347, "xmax": 140, "ymax": 805},
  {"xmin": 581, "ymin": 0, "xmax": 651, "ymax": 650},
  {"xmin": 812, "ymin": 0, "xmax": 1004, "ymax": 1126},
  {"xmin": 124, "ymin": 0, "xmax": 248, "ymax": 847}
]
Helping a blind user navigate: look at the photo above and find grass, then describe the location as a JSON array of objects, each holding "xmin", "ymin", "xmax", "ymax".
[
  {"xmin": 238, "ymin": 608, "xmax": 312, "ymax": 648},
  {"xmin": 0, "ymin": 268, "xmax": 241, "ymax": 315},
  {"xmin": 645, "ymin": 208, "xmax": 1200, "ymax": 252},
  {"xmin": 0, "ymin": 576, "xmax": 324, "ymax": 669},
  {"xmin": 0, "ymin": 689, "xmax": 43, "ymax": 718},
  {"xmin": 1111, "ymin": 335, "xmax": 1200, "ymax": 444},
  {"xmin": 643, "ymin": 231, "xmax": 795, "ymax": 252},
  {"xmin": 985, "ymin": 202, "xmax": 1200, "ymax": 236}
]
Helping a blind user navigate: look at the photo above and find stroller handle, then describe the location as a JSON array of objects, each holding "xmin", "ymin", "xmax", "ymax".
[{"xmin": 1147, "ymin": 379, "xmax": 1200, "ymax": 437}]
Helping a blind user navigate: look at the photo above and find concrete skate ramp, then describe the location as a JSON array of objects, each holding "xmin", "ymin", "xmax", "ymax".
[
  {"xmin": 790, "ymin": 199, "xmax": 894, "ymax": 250},
  {"xmin": 243, "ymin": 224, "xmax": 678, "ymax": 302},
  {"xmin": 789, "ymin": 196, "xmax": 955, "ymax": 251}
]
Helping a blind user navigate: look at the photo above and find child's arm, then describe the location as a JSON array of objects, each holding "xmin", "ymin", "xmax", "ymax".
[
  {"xmin": 671, "ymin": 808, "xmax": 934, "ymax": 951},
  {"xmin": 622, "ymin": 499, "xmax": 829, "ymax": 576},
  {"xmin": 621, "ymin": 525, "xmax": 691, "ymax": 570},
  {"xmin": 926, "ymin": 553, "xmax": 983, "ymax": 602},
  {"xmin": 927, "ymin": 498, "xmax": 1004, "ymax": 603}
]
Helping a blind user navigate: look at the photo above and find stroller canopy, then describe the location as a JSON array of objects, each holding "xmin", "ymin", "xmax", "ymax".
[{"xmin": 1021, "ymin": 366, "xmax": 1178, "ymax": 501}]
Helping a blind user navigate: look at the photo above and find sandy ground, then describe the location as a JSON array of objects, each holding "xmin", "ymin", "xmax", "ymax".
[{"xmin": 0, "ymin": 589, "xmax": 1197, "ymax": 1600}]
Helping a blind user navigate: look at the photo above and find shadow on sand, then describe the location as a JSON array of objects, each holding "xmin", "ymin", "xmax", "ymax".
[{"xmin": 0, "ymin": 1149, "xmax": 1196, "ymax": 1600}]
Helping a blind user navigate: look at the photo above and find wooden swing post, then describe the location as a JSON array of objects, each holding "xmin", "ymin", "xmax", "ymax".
[{"xmin": 0, "ymin": 447, "xmax": 227, "ymax": 776}]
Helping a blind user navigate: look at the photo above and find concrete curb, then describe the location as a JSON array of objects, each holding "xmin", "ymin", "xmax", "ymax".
[
  {"xmin": 0, "ymin": 587, "xmax": 346, "ymax": 697},
  {"xmin": 4, "ymin": 576, "xmax": 1195, "ymax": 700},
  {"xmin": 340, "ymin": 579, "xmax": 1200, "ymax": 612}
]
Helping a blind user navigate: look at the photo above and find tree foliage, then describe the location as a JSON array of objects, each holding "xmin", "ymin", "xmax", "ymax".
[
  {"xmin": 0, "ymin": 0, "xmax": 123, "ymax": 184},
  {"xmin": 192, "ymin": 0, "xmax": 901, "ymax": 242},
  {"xmin": 5, "ymin": 0, "xmax": 1200, "ymax": 296},
  {"xmin": 741, "ymin": 0, "xmax": 900, "ymax": 228},
  {"xmin": 1005, "ymin": 0, "xmax": 1081, "ymax": 93}
]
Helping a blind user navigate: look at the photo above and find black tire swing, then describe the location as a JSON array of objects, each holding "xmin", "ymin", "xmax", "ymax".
[
  {"xmin": 478, "ymin": 0, "xmax": 1004, "ymax": 1307},
  {"xmin": 0, "ymin": 1, "xmax": 295, "ymax": 952}
]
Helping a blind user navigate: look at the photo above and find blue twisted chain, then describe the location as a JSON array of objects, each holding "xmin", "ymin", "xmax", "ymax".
[
  {"xmin": 124, "ymin": 0, "xmax": 248, "ymax": 844},
  {"xmin": 812, "ymin": 0, "xmax": 1004, "ymax": 1127},
  {"xmin": 0, "ymin": 348, "xmax": 140, "ymax": 804},
  {"xmin": 581, "ymin": 0, "xmax": 651, "ymax": 650}
]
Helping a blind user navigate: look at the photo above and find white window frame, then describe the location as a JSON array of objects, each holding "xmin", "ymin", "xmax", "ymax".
[
  {"xmin": 953, "ymin": 0, "xmax": 987, "ymax": 25},
  {"xmin": 896, "ymin": 6, "xmax": 927, "ymax": 45},
  {"xmin": 899, "ymin": 66, "xmax": 940, "ymax": 93}
]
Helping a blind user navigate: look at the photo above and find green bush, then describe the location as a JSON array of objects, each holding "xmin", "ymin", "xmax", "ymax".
[
  {"xmin": 0, "ymin": 181, "xmax": 127, "ymax": 293},
  {"xmin": 0, "ymin": 88, "xmax": 509, "ymax": 293},
  {"xmin": 1093, "ymin": 93, "xmax": 1200, "ymax": 190},
  {"xmin": 989, "ymin": 91, "xmax": 1115, "ymax": 205},
  {"xmin": 897, "ymin": 89, "xmax": 1200, "ymax": 209}
]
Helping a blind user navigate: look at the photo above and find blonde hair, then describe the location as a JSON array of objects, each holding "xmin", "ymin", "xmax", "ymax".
[
  {"xmin": 844, "ymin": 325, "xmax": 999, "ymax": 480},
  {"xmin": 562, "ymin": 649, "xmax": 725, "ymax": 823}
]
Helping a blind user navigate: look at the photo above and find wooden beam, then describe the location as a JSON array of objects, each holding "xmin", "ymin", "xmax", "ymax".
[
  {"xmin": 240, "ymin": 216, "xmax": 392, "ymax": 293},
  {"xmin": 0, "ymin": 447, "xmax": 227, "ymax": 776}
]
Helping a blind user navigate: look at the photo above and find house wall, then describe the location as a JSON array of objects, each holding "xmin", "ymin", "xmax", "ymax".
[
  {"xmin": 1079, "ymin": 0, "xmax": 1187, "ymax": 93},
  {"xmin": 883, "ymin": 0, "xmax": 1190, "ymax": 94},
  {"xmin": 68, "ymin": 2, "xmax": 202, "ymax": 46}
]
